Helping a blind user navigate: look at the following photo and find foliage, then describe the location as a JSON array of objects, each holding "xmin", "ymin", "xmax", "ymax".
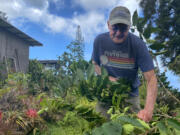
[
  {"xmin": 28, "ymin": 59, "xmax": 63, "ymax": 96},
  {"xmin": 133, "ymin": 0, "xmax": 180, "ymax": 74},
  {"xmin": 0, "ymin": 32, "xmax": 180, "ymax": 134},
  {"xmin": 0, "ymin": 61, "xmax": 7, "ymax": 88},
  {"xmin": 67, "ymin": 40, "xmax": 84, "ymax": 62},
  {"xmin": 91, "ymin": 113, "xmax": 180, "ymax": 135},
  {"xmin": 0, "ymin": 61, "xmax": 180, "ymax": 134},
  {"xmin": 28, "ymin": 60, "xmax": 44, "ymax": 84},
  {"xmin": 0, "ymin": 73, "xmax": 30, "ymax": 111},
  {"xmin": 73, "ymin": 64, "xmax": 131, "ymax": 109},
  {"xmin": 156, "ymin": 72, "xmax": 180, "ymax": 111}
]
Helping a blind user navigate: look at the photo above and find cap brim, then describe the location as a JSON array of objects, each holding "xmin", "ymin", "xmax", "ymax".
[{"xmin": 109, "ymin": 18, "xmax": 131, "ymax": 26}]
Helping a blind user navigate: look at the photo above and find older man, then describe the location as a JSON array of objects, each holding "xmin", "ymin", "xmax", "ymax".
[{"xmin": 92, "ymin": 6, "xmax": 157, "ymax": 122}]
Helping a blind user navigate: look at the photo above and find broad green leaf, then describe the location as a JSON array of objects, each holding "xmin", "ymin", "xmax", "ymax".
[
  {"xmin": 87, "ymin": 64, "xmax": 95, "ymax": 79},
  {"xmin": 76, "ymin": 68, "xmax": 84, "ymax": 81},
  {"xmin": 157, "ymin": 121, "xmax": 169, "ymax": 135},
  {"xmin": 132, "ymin": 10, "xmax": 138, "ymax": 26},
  {"xmin": 151, "ymin": 27, "xmax": 160, "ymax": 33},
  {"xmin": 167, "ymin": 119, "xmax": 180, "ymax": 131},
  {"xmin": 123, "ymin": 107, "xmax": 130, "ymax": 113},
  {"xmin": 37, "ymin": 107, "xmax": 48, "ymax": 114},
  {"xmin": 123, "ymin": 124, "xmax": 134, "ymax": 134},
  {"xmin": 107, "ymin": 107, "xmax": 113, "ymax": 115},
  {"xmin": 153, "ymin": 50, "xmax": 168, "ymax": 56},
  {"xmin": 149, "ymin": 42, "xmax": 165, "ymax": 51},
  {"xmin": 137, "ymin": 18, "xmax": 146, "ymax": 33},
  {"xmin": 117, "ymin": 116, "xmax": 143, "ymax": 127},
  {"xmin": 146, "ymin": 39, "xmax": 156, "ymax": 44},
  {"xmin": 175, "ymin": 129, "xmax": 180, "ymax": 135},
  {"xmin": 143, "ymin": 23, "xmax": 152, "ymax": 39},
  {"xmin": 101, "ymin": 67, "xmax": 108, "ymax": 78},
  {"xmin": 92, "ymin": 127, "xmax": 105, "ymax": 135},
  {"xmin": 137, "ymin": 119, "xmax": 150, "ymax": 130},
  {"xmin": 131, "ymin": 28, "xmax": 135, "ymax": 33},
  {"xmin": 92, "ymin": 121, "xmax": 122, "ymax": 135}
]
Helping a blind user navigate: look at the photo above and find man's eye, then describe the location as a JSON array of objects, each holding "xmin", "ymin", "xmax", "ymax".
[{"xmin": 112, "ymin": 26, "xmax": 118, "ymax": 31}]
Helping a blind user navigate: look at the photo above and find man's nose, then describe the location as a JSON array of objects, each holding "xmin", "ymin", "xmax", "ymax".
[{"xmin": 114, "ymin": 29, "xmax": 121, "ymax": 36}]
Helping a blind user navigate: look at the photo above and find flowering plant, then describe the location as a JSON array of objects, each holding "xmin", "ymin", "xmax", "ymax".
[
  {"xmin": 26, "ymin": 109, "xmax": 37, "ymax": 118},
  {"xmin": 0, "ymin": 111, "xmax": 2, "ymax": 120}
]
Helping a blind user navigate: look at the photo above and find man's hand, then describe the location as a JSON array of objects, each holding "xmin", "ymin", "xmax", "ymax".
[
  {"xmin": 137, "ymin": 109, "xmax": 153, "ymax": 122},
  {"xmin": 109, "ymin": 76, "xmax": 118, "ymax": 82}
]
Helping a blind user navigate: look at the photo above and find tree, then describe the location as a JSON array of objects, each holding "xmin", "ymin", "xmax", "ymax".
[
  {"xmin": 133, "ymin": 0, "xmax": 180, "ymax": 75},
  {"xmin": 66, "ymin": 25, "xmax": 84, "ymax": 62},
  {"xmin": 57, "ymin": 25, "xmax": 85, "ymax": 76}
]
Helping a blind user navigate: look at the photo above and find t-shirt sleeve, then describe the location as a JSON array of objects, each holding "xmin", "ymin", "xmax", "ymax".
[
  {"xmin": 136, "ymin": 40, "xmax": 154, "ymax": 72},
  {"xmin": 91, "ymin": 36, "xmax": 100, "ymax": 65}
]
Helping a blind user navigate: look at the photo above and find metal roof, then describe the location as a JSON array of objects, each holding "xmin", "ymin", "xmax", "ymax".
[
  {"xmin": 0, "ymin": 17, "xmax": 43, "ymax": 46},
  {"xmin": 38, "ymin": 60, "xmax": 58, "ymax": 64}
]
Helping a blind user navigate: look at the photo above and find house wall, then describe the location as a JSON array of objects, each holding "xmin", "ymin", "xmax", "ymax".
[{"xmin": 0, "ymin": 27, "xmax": 29, "ymax": 72}]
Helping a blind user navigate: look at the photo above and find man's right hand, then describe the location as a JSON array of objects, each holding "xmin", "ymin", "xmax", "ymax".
[
  {"xmin": 109, "ymin": 76, "xmax": 118, "ymax": 82},
  {"xmin": 92, "ymin": 61, "xmax": 118, "ymax": 82}
]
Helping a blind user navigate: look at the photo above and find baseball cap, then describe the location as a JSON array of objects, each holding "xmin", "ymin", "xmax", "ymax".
[{"xmin": 109, "ymin": 6, "xmax": 131, "ymax": 26}]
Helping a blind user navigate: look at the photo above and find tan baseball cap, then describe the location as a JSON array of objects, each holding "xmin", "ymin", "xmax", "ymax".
[{"xmin": 109, "ymin": 6, "xmax": 131, "ymax": 26}]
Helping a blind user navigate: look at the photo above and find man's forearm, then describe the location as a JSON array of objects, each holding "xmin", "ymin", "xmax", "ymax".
[
  {"xmin": 144, "ymin": 75, "xmax": 158, "ymax": 112},
  {"xmin": 137, "ymin": 70, "xmax": 157, "ymax": 122}
]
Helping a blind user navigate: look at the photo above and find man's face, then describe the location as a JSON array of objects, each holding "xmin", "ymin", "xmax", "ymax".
[{"xmin": 108, "ymin": 22, "xmax": 129, "ymax": 44}]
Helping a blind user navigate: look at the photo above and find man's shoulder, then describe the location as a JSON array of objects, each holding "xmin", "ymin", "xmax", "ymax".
[
  {"xmin": 128, "ymin": 32, "xmax": 146, "ymax": 47},
  {"xmin": 95, "ymin": 32, "xmax": 109, "ymax": 40},
  {"xmin": 128, "ymin": 32, "xmax": 142, "ymax": 42}
]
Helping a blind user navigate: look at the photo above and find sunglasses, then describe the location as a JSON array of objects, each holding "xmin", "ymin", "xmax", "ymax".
[{"xmin": 112, "ymin": 23, "xmax": 128, "ymax": 33}]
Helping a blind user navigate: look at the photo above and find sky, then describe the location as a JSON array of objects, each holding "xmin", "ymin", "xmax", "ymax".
[{"xmin": 0, "ymin": 0, "xmax": 179, "ymax": 90}]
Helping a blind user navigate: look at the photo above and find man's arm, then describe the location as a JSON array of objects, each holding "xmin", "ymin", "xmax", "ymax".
[{"xmin": 138, "ymin": 69, "xmax": 158, "ymax": 122}]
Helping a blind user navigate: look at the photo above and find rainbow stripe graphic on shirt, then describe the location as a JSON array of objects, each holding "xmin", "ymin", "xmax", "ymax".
[{"xmin": 101, "ymin": 55, "xmax": 135, "ymax": 69}]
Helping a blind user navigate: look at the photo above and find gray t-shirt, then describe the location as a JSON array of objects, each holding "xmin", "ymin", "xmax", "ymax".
[{"xmin": 92, "ymin": 32, "xmax": 154, "ymax": 96}]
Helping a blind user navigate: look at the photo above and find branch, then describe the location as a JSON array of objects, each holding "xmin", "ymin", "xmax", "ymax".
[{"xmin": 157, "ymin": 77, "xmax": 180, "ymax": 104}]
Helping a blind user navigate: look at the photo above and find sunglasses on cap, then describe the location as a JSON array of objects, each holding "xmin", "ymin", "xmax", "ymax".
[{"xmin": 112, "ymin": 23, "xmax": 128, "ymax": 33}]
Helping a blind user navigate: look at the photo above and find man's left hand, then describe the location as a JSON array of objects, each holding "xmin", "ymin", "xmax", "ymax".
[{"xmin": 137, "ymin": 109, "xmax": 153, "ymax": 122}]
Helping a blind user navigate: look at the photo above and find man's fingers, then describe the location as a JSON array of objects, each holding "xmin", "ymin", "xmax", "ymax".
[
  {"xmin": 109, "ymin": 76, "xmax": 117, "ymax": 82},
  {"xmin": 137, "ymin": 110, "xmax": 151, "ymax": 122}
]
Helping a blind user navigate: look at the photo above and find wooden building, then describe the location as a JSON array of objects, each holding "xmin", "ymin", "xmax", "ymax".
[{"xmin": 0, "ymin": 17, "xmax": 42, "ymax": 73}]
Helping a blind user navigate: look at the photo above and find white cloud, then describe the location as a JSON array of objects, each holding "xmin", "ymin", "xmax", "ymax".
[
  {"xmin": 0, "ymin": 0, "xmax": 141, "ymax": 42},
  {"xmin": 43, "ymin": 14, "xmax": 67, "ymax": 33},
  {"xmin": 25, "ymin": 0, "xmax": 49, "ymax": 9},
  {"xmin": 117, "ymin": 0, "xmax": 140, "ymax": 16},
  {"xmin": 51, "ymin": 0, "xmax": 65, "ymax": 10},
  {"xmin": 0, "ymin": 0, "xmax": 67, "ymax": 32},
  {"xmin": 72, "ymin": 0, "xmax": 119, "ymax": 11},
  {"xmin": 0, "ymin": 0, "xmax": 47, "ymax": 19},
  {"xmin": 70, "ymin": 11, "xmax": 107, "ymax": 42}
]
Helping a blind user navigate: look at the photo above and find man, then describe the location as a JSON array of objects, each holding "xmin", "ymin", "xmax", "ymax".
[{"xmin": 92, "ymin": 6, "xmax": 157, "ymax": 122}]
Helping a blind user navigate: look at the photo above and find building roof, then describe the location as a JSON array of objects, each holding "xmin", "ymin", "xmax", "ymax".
[
  {"xmin": 38, "ymin": 60, "xmax": 58, "ymax": 64},
  {"xmin": 0, "ymin": 17, "xmax": 43, "ymax": 46}
]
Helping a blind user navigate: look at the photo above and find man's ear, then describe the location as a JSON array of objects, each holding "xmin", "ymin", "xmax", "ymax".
[
  {"xmin": 128, "ymin": 25, "xmax": 130, "ymax": 31},
  {"xmin": 107, "ymin": 21, "xmax": 110, "ymax": 30}
]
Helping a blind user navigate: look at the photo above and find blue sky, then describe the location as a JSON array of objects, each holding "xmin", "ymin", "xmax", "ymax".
[
  {"xmin": 0, "ymin": 0, "xmax": 139, "ymax": 60},
  {"xmin": 0, "ymin": 0, "xmax": 179, "ymax": 90}
]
